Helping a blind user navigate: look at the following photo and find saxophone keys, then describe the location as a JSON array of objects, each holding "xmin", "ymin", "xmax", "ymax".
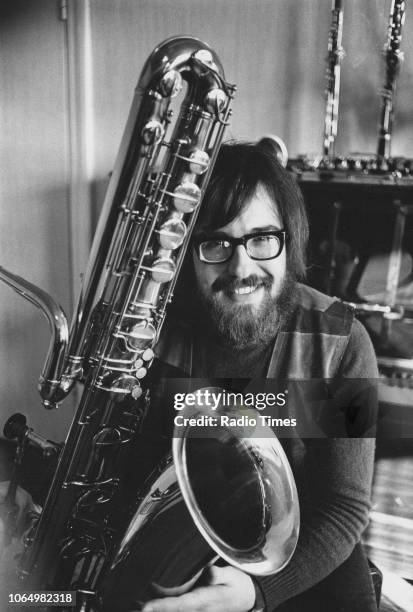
[
  {"xmin": 134, "ymin": 349, "xmax": 154, "ymax": 372},
  {"xmin": 171, "ymin": 181, "xmax": 201, "ymax": 212},
  {"xmin": 159, "ymin": 69, "xmax": 183, "ymax": 98},
  {"xmin": 193, "ymin": 49, "xmax": 218, "ymax": 73},
  {"xmin": 131, "ymin": 384, "xmax": 143, "ymax": 400},
  {"xmin": 141, "ymin": 119, "xmax": 165, "ymax": 146},
  {"xmin": 172, "ymin": 150, "xmax": 210, "ymax": 175},
  {"xmin": 150, "ymin": 257, "xmax": 176, "ymax": 283},
  {"xmin": 157, "ymin": 218, "xmax": 187, "ymax": 249},
  {"xmin": 205, "ymin": 88, "xmax": 227, "ymax": 115},
  {"xmin": 188, "ymin": 149, "xmax": 210, "ymax": 174},
  {"xmin": 136, "ymin": 367, "xmax": 147, "ymax": 380},
  {"xmin": 97, "ymin": 374, "xmax": 141, "ymax": 400},
  {"xmin": 142, "ymin": 348, "xmax": 154, "ymax": 361},
  {"xmin": 134, "ymin": 358, "xmax": 143, "ymax": 369},
  {"xmin": 127, "ymin": 321, "xmax": 157, "ymax": 349}
]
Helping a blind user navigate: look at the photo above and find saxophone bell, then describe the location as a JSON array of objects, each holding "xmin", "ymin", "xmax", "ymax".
[{"xmin": 100, "ymin": 397, "xmax": 299, "ymax": 610}]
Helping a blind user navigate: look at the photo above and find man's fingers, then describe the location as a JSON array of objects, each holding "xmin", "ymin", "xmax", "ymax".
[
  {"xmin": 139, "ymin": 566, "xmax": 255, "ymax": 612},
  {"xmin": 141, "ymin": 584, "xmax": 225, "ymax": 612},
  {"xmin": 203, "ymin": 564, "xmax": 233, "ymax": 585}
]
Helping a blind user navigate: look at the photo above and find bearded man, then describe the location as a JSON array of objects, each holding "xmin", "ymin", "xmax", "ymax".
[
  {"xmin": 142, "ymin": 140, "xmax": 379, "ymax": 612},
  {"xmin": 0, "ymin": 140, "xmax": 379, "ymax": 612}
]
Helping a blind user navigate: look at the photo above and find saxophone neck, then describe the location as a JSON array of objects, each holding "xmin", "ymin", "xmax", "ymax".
[{"xmin": 0, "ymin": 265, "xmax": 71, "ymax": 408}]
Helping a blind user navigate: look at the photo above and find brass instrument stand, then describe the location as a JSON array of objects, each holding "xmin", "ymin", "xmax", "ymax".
[{"xmin": 381, "ymin": 201, "xmax": 413, "ymax": 346}]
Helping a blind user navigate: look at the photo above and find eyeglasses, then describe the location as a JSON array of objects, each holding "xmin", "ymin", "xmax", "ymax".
[{"xmin": 194, "ymin": 230, "xmax": 286, "ymax": 264}]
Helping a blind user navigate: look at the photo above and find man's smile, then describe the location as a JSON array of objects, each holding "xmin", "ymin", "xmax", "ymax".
[
  {"xmin": 234, "ymin": 285, "xmax": 257, "ymax": 295},
  {"xmin": 221, "ymin": 282, "xmax": 267, "ymax": 304}
]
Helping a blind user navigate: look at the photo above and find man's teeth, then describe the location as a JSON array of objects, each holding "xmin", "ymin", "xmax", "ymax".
[{"xmin": 234, "ymin": 285, "xmax": 258, "ymax": 295}]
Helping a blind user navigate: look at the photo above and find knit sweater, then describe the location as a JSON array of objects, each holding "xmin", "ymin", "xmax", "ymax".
[{"xmin": 154, "ymin": 283, "xmax": 378, "ymax": 611}]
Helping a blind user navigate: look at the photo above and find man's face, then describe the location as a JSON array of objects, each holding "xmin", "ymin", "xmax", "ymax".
[{"xmin": 192, "ymin": 184, "xmax": 289, "ymax": 347}]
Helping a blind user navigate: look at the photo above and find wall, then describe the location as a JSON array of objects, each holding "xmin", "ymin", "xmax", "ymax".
[
  {"xmin": 0, "ymin": 0, "xmax": 75, "ymax": 440},
  {"xmin": 0, "ymin": 0, "xmax": 412, "ymax": 441}
]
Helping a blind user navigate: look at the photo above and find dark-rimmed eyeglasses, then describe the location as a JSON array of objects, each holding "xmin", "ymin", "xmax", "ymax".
[{"xmin": 194, "ymin": 230, "xmax": 286, "ymax": 264}]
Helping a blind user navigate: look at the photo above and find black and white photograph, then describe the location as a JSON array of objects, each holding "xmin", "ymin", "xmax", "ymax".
[{"xmin": 0, "ymin": 1, "xmax": 412, "ymax": 611}]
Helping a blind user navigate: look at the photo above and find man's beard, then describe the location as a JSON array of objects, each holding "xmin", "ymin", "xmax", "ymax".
[{"xmin": 196, "ymin": 273, "xmax": 296, "ymax": 350}]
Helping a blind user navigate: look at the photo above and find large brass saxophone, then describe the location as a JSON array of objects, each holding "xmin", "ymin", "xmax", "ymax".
[{"xmin": 0, "ymin": 37, "xmax": 299, "ymax": 611}]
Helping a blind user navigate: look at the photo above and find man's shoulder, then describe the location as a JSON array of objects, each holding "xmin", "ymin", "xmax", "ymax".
[
  {"xmin": 340, "ymin": 315, "xmax": 379, "ymax": 377},
  {"xmin": 277, "ymin": 284, "xmax": 377, "ymax": 378},
  {"xmin": 293, "ymin": 282, "xmax": 349, "ymax": 312},
  {"xmin": 287, "ymin": 283, "xmax": 354, "ymax": 336}
]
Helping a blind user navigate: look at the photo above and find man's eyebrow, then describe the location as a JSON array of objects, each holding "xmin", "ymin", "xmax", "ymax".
[
  {"xmin": 195, "ymin": 225, "xmax": 283, "ymax": 240},
  {"xmin": 196, "ymin": 230, "xmax": 230, "ymax": 240},
  {"xmin": 249, "ymin": 225, "xmax": 282, "ymax": 232}
]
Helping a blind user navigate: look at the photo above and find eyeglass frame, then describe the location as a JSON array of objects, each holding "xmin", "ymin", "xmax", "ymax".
[{"xmin": 193, "ymin": 229, "xmax": 287, "ymax": 264}]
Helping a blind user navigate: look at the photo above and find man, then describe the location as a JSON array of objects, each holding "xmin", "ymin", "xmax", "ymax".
[
  {"xmin": 0, "ymin": 140, "xmax": 378, "ymax": 612},
  {"xmin": 141, "ymin": 140, "xmax": 379, "ymax": 612}
]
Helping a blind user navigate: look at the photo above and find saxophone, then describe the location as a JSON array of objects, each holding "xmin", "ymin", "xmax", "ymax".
[{"xmin": 0, "ymin": 37, "xmax": 299, "ymax": 611}]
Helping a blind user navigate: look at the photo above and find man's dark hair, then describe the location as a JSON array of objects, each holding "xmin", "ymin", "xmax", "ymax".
[{"xmin": 196, "ymin": 140, "xmax": 309, "ymax": 280}]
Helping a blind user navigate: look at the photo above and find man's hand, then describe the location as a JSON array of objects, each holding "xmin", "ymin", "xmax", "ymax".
[{"xmin": 140, "ymin": 565, "xmax": 256, "ymax": 612}]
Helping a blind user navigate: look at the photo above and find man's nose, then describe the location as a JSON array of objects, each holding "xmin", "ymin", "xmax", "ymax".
[{"xmin": 226, "ymin": 245, "xmax": 255, "ymax": 277}]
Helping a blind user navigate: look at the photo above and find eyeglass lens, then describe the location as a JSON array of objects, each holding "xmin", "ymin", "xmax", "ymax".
[
  {"xmin": 246, "ymin": 234, "xmax": 281, "ymax": 259},
  {"xmin": 200, "ymin": 234, "xmax": 282, "ymax": 262}
]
